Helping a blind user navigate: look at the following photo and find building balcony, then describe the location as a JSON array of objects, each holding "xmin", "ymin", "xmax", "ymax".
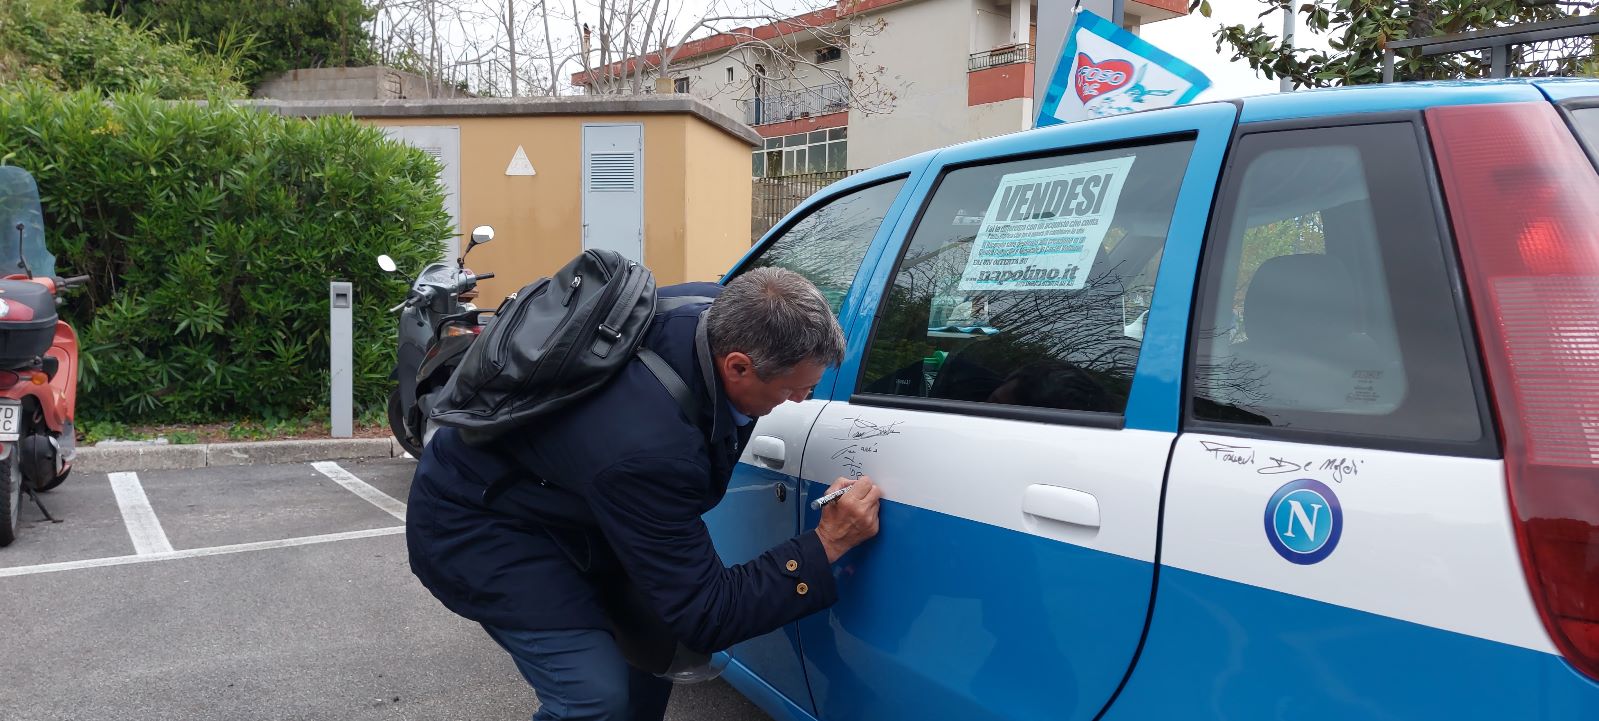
[
  {"xmin": 739, "ymin": 82, "xmax": 850, "ymax": 125},
  {"xmin": 969, "ymin": 43, "xmax": 1034, "ymax": 72}
]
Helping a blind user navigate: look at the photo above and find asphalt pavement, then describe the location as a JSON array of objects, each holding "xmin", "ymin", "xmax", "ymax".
[{"xmin": 0, "ymin": 457, "xmax": 773, "ymax": 721}]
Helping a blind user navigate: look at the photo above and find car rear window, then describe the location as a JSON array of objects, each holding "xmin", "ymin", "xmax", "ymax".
[
  {"xmin": 1189, "ymin": 123, "xmax": 1485, "ymax": 445},
  {"xmin": 1571, "ymin": 107, "xmax": 1599, "ymax": 161}
]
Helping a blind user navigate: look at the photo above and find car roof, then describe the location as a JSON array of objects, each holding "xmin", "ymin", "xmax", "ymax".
[{"xmin": 810, "ymin": 78, "xmax": 1599, "ymax": 212}]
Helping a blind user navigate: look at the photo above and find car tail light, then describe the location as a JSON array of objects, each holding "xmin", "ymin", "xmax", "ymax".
[{"xmin": 1429, "ymin": 101, "xmax": 1599, "ymax": 679}]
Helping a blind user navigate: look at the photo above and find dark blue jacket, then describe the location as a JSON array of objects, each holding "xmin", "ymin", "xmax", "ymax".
[{"xmin": 406, "ymin": 283, "xmax": 837, "ymax": 653}]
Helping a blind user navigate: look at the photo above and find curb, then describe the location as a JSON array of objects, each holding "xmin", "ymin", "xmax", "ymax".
[{"xmin": 73, "ymin": 437, "xmax": 409, "ymax": 473}]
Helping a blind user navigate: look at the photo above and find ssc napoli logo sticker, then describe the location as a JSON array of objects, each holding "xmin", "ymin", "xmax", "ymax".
[{"xmin": 1264, "ymin": 479, "xmax": 1343, "ymax": 565}]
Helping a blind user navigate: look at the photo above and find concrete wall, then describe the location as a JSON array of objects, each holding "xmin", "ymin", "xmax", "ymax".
[
  {"xmin": 683, "ymin": 119, "xmax": 759, "ymax": 280},
  {"xmin": 254, "ymin": 66, "xmax": 472, "ymax": 100},
  {"xmin": 254, "ymin": 98, "xmax": 759, "ymax": 300},
  {"xmin": 972, "ymin": 0, "xmax": 1012, "ymax": 52},
  {"xmin": 369, "ymin": 113, "xmax": 752, "ymax": 298},
  {"xmin": 850, "ymin": 0, "xmax": 976, "ymax": 169}
]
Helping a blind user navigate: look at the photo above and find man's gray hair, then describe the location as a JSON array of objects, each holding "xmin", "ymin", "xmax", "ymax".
[{"xmin": 706, "ymin": 267, "xmax": 846, "ymax": 379}]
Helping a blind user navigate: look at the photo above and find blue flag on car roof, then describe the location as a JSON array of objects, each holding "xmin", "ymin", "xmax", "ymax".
[{"xmin": 1036, "ymin": 8, "xmax": 1211, "ymax": 127}]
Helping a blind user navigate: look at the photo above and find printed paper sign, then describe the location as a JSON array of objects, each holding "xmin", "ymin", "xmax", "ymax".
[
  {"xmin": 1036, "ymin": 9, "xmax": 1210, "ymax": 127},
  {"xmin": 957, "ymin": 155, "xmax": 1136, "ymax": 292}
]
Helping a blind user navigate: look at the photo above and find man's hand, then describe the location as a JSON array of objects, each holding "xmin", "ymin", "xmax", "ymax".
[{"xmin": 815, "ymin": 476, "xmax": 882, "ymax": 563}]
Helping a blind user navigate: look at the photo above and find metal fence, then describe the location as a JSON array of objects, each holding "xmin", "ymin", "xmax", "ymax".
[
  {"xmin": 739, "ymin": 82, "xmax": 851, "ymax": 126},
  {"xmin": 969, "ymin": 44, "xmax": 1034, "ymax": 72},
  {"xmin": 751, "ymin": 170, "xmax": 862, "ymax": 241},
  {"xmin": 1382, "ymin": 15, "xmax": 1599, "ymax": 82}
]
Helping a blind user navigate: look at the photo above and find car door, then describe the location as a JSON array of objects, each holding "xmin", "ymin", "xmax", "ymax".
[
  {"xmin": 1104, "ymin": 117, "xmax": 1561, "ymax": 719},
  {"xmin": 793, "ymin": 102, "xmax": 1237, "ymax": 721},
  {"xmin": 702, "ymin": 170, "xmax": 917, "ymax": 715}
]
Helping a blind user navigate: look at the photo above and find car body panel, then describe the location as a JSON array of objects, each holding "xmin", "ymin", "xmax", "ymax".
[{"xmin": 705, "ymin": 80, "xmax": 1599, "ymax": 720}]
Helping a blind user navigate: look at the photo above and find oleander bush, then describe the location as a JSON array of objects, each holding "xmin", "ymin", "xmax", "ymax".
[{"xmin": 0, "ymin": 84, "xmax": 453, "ymax": 422}]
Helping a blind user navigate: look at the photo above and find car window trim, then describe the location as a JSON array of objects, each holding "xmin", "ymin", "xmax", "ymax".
[
  {"xmin": 852, "ymin": 131, "xmax": 1201, "ymax": 426},
  {"xmin": 1183, "ymin": 112, "xmax": 1499, "ymax": 460},
  {"xmin": 1556, "ymin": 98, "xmax": 1599, "ymax": 173},
  {"xmin": 731, "ymin": 173, "xmax": 913, "ymax": 278},
  {"xmin": 849, "ymin": 393, "xmax": 1125, "ymax": 430}
]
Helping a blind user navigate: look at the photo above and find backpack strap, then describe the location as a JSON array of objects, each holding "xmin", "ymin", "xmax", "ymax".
[
  {"xmin": 640, "ymin": 295, "xmax": 716, "ymax": 422},
  {"xmin": 639, "ymin": 347, "xmax": 704, "ymax": 422}
]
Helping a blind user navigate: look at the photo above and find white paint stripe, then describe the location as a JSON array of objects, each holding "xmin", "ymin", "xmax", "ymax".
[
  {"xmin": 0, "ymin": 526, "xmax": 405, "ymax": 579},
  {"xmin": 107, "ymin": 471, "xmax": 174, "ymax": 555},
  {"xmin": 311, "ymin": 461, "xmax": 407, "ymax": 521}
]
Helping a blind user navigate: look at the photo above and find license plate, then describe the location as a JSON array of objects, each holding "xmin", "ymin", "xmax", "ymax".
[{"xmin": 0, "ymin": 400, "xmax": 18, "ymax": 442}]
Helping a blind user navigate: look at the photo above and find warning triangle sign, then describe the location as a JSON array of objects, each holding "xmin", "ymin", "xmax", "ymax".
[{"xmin": 506, "ymin": 146, "xmax": 536, "ymax": 176}]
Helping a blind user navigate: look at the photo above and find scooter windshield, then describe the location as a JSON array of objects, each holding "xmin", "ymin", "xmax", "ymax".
[{"xmin": 0, "ymin": 167, "xmax": 57, "ymax": 279}]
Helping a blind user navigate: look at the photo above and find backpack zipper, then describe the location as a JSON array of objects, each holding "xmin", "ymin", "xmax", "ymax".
[{"xmin": 563, "ymin": 275, "xmax": 582, "ymax": 306}]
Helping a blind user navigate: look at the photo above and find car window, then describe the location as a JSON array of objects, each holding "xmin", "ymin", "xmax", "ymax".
[
  {"xmin": 1572, "ymin": 107, "xmax": 1599, "ymax": 164},
  {"xmin": 857, "ymin": 139, "xmax": 1196, "ymax": 415},
  {"xmin": 1190, "ymin": 123, "xmax": 1483, "ymax": 443},
  {"xmin": 739, "ymin": 178, "xmax": 906, "ymax": 313}
]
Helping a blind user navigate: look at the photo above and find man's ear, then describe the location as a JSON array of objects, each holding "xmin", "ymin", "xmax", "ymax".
[{"xmin": 719, "ymin": 351, "xmax": 755, "ymax": 379}]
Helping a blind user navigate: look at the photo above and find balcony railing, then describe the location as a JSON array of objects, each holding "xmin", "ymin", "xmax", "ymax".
[
  {"xmin": 739, "ymin": 82, "xmax": 850, "ymax": 125},
  {"xmin": 969, "ymin": 43, "xmax": 1034, "ymax": 72}
]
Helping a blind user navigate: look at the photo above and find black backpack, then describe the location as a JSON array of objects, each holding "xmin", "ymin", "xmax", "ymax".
[{"xmin": 430, "ymin": 249, "xmax": 701, "ymax": 444}]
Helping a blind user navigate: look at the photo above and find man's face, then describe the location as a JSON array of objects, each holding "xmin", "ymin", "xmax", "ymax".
[{"xmin": 717, "ymin": 353, "xmax": 827, "ymax": 419}]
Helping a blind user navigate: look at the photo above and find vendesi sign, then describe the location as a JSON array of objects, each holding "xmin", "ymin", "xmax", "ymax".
[
  {"xmin": 957, "ymin": 156, "xmax": 1135, "ymax": 292},
  {"xmin": 1036, "ymin": 9, "xmax": 1211, "ymax": 127}
]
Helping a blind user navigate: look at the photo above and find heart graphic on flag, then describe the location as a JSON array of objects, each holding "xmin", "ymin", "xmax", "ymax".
[{"xmin": 1074, "ymin": 54, "xmax": 1135, "ymax": 104}]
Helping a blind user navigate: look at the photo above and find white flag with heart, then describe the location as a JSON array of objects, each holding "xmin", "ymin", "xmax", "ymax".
[{"xmin": 1036, "ymin": 8, "xmax": 1211, "ymax": 127}]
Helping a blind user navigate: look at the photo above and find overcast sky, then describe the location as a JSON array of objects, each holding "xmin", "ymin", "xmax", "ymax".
[{"xmin": 1138, "ymin": 0, "xmax": 1330, "ymax": 101}]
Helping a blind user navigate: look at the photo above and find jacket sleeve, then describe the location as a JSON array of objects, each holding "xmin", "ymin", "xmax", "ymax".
[{"xmin": 585, "ymin": 455, "xmax": 837, "ymax": 653}]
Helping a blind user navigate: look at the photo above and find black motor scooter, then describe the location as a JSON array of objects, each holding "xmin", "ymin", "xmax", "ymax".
[{"xmin": 381, "ymin": 226, "xmax": 496, "ymax": 457}]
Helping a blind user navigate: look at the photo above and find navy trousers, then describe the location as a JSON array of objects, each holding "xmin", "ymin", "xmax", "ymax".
[{"xmin": 481, "ymin": 624, "xmax": 674, "ymax": 721}]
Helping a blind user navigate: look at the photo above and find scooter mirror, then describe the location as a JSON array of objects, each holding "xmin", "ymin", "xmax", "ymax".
[
  {"xmin": 470, "ymin": 225, "xmax": 495, "ymax": 246},
  {"xmin": 378, "ymin": 254, "xmax": 398, "ymax": 273}
]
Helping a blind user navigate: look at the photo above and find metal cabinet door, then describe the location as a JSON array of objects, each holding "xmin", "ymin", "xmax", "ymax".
[
  {"xmin": 381, "ymin": 125, "xmax": 461, "ymax": 260},
  {"xmin": 582, "ymin": 123, "xmax": 644, "ymax": 261}
]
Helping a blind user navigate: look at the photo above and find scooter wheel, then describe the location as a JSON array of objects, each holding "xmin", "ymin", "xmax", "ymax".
[
  {"xmin": 388, "ymin": 389, "xmax": 424, "ymax": 458},
  {"xmin": 0, "ymin": 447, "xmax": 21, "ymax": 547}
]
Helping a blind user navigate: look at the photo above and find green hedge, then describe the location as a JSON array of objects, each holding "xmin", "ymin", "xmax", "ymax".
[
  {"xmin": 0, "ymin": 0, "xmax": 245, "ymax": 99},
  {"xmin": 0, "ymin": 84, "xmax": 453, "ymax": 422}
]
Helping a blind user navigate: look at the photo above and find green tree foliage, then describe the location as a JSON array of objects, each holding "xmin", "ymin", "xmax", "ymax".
[
  {"xmin": 1191, "ymin": 0, "xmax": 1594, "ymax": 87},
  {"xmin": 85, "ymin": 0, "xmax": 378, "ymax": 88},
  {"xmin": 0, "ymin": 84, "xmax": 453, "ymax": 422},
  {"xmin": 0, "ymin": 0, "xmax": 244, "ymax": 99}
]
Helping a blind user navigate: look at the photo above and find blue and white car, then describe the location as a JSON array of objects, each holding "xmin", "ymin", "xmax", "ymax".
[{"xmin": 704, "ymin": 78, "xmax": 1599, "ymax": 720}]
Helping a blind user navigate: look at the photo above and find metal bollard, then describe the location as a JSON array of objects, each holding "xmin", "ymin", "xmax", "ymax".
[{"xmin": 330, "ymin": 281, "xmax": 353, "ymax": 438}]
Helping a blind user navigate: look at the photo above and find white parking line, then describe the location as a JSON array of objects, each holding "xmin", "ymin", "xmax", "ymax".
[
  {"xmin": 311, "ymin": 461, "xmax": 407, "ymax": 521},
  {"xmin": 0, "ymin": 526, "xmax": 405, "ymax": 579},
  {"xmin": 107, "ymin": 471, "xmax": 174, "ymax": 555}
]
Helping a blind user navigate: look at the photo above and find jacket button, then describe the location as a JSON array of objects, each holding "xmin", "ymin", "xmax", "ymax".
[
  {"xmin": 796, "ymin": 582, "xmax": 809, "ymax": 595},
  {"xmin": 785, "ymin": 560, "xmax": 799, "ymax": 572}
]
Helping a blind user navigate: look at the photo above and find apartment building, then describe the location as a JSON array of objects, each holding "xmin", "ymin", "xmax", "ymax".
[{"xmin": 573, "ymin": 0, "xmax": 1189, "ymax": 175}]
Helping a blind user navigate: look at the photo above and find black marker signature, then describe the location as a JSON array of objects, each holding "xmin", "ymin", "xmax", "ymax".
[
  {"xmin": 838, "ymin": 418, "xmax": 903, "ymax": 441},
  {"xmin": 1258, "ymin": 457, "xmax": 1306, "ymax": 475},
  {"xmin": 1200, "ymin": 441, "xmax": 1255, "ymax": 466},
  {"xmin": 1319, "ymin": 457, "xmax": 1363, "ymax": 484}
]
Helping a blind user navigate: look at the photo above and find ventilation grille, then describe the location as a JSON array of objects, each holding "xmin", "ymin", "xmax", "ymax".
[{"xmin": 588, "ymin": 152, "xmax": 637, "ymax": 192}]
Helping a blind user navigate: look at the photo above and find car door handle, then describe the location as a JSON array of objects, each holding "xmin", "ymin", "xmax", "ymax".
[
  {"xmin": 1022, "ymin": 484, "xmax": 1100, "ymax": 528},
  {"xmin": 750, "ymin": 435, "xmax": 786, "ymax": 468}
]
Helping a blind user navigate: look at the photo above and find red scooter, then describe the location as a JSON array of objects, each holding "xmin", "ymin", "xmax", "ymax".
[{"xmin": 0, "ymin": 167, "xmax": 87, "ymax": 546}]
